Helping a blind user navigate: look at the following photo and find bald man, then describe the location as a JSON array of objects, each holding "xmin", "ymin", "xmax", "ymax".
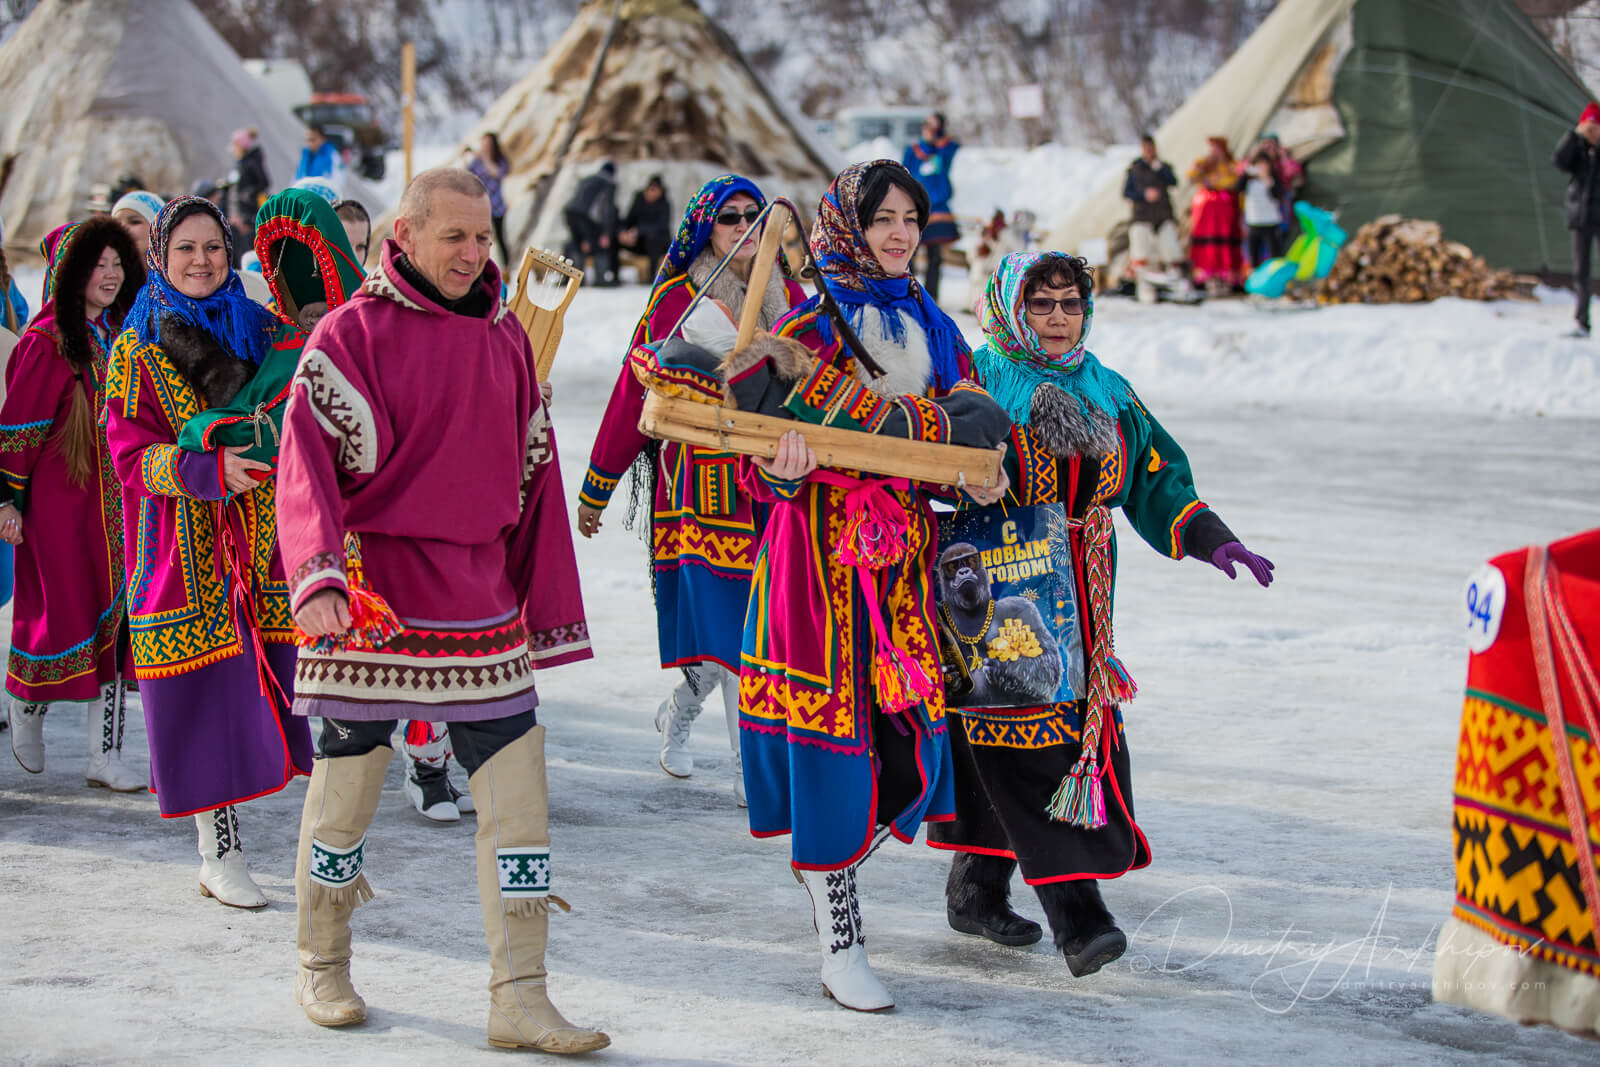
[{"xmin": 276, "ymin": 167, "xmax": 607, "ymax": 1053}]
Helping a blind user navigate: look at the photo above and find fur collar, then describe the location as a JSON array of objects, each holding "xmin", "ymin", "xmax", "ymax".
[
  {"xmin": 159, "ymin": 317, "xmax": 254, "ymax": 409},
  {"xmin": 686, "ymin": 248, "xmax": 791, "ymax": 334},
  {"xmin": 853, "ymin": 311, "xmax": 933, "ymax": 398},
  {"xmin": 1029, "ymin": 382, "xmax": 1120, "ymax": 458}
]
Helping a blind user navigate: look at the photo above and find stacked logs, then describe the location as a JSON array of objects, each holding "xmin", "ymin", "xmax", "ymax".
[{"xmin": 1315, "ymin": 215, "xmax": 1539, "ymax": 304}]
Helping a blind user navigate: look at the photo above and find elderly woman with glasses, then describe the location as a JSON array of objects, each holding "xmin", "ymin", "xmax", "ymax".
[
  {"xmin": 929, "ymin": 250, "xmax": 1274, "ymax": 977},
  {"xmin": 576, "ymin": 175, "xmax": 807, "ymax": 806}
]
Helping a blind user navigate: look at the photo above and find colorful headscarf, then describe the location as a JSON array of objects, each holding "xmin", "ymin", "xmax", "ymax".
[
  {"xmin": 253, "ymin": 188, "xmax": 366, "ymax": 325},
  {"xmin": 38, "ymin": 222, "xmax": 84, "ymax": 302},
  {"xmin": 127, "ymin": 195, "xmax": 276, "ymax": 365},
  {"xmin": 808, "ymin": 159, "xmax": 966, "ymax": 391},
  {"xmin": 655, "ymin": 174, "xmax": 766, "ymax": 288},
  {"xmin": 971, "ymin": 251, "xmax": 1130, "ymax": 425}
]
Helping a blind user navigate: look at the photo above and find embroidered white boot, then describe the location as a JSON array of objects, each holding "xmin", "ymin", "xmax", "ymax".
[
  {"xmin": 294, "ymin": 746, "xmax": 392, "ymax": 1026},
  {"xmin": 197, "ymin": 806, "xmax": 268, "ymax": 909},
  {"xmin": 85, "ymin": 681, "xmax": 144, "ymax": 792},
  {"xmin": 798, "ymin": 864, "xmax": 894, "ymax": 1012},
  {"xmin": 8, "ymin": 699, "xmax": 45, "ymax": 773},
  {"xmin": 471, "ymin": 726, "xmax": 609, "ymax": 1054},
  {"xmin": 655, "ymin": 667, "xmax": 712, "ymax": 778},
  {"xmin": 719, "ymin": 669, "xmax": 746, "ymax": 808}
]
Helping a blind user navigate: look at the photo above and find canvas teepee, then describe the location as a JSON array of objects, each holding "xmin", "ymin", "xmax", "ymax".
[
  {"xmin": 0, "ymin": 0, "xmax": 384, "ymax": 260},
  {"xmin": 1047, "ymin": 0, "xmax": 1594, "ymax": 279},
  {"xmin": 454, "ymin": 0, "xmax": 838, "ymax": 257}
]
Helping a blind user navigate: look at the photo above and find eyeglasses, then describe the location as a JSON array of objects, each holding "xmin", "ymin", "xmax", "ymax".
[
  {"xmin": 714, "ymin": 207, "xmax": 762, "ymax": 227},
  {"xmin": 1025, "ymin": 297, "xmax": 1086, "ymax": 316}
]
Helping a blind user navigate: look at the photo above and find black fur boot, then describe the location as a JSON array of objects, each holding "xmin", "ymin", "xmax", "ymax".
[
  {"xmin": 1035, "ymin": 878, "xmax": 1126, "ymax": 977},
  {"xmin": 945, "ymin": 852, "xmax": 1043, "ymax": 947}
]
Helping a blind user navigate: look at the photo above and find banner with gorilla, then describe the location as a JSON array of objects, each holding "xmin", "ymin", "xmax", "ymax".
[{"xmin": 934, "ymin": 503, "xmax": 1086, "ymax": 708}]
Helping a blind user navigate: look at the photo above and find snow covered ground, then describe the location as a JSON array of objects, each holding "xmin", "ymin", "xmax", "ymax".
[{"xmin": 2, "ymin": 276, "xmax": 1598, "ymax": 1064}]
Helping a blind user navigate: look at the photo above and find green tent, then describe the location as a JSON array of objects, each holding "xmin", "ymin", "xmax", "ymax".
[{"xmin": 1047, "ymin": 0, "xmax": 1595, "ymax": 277}]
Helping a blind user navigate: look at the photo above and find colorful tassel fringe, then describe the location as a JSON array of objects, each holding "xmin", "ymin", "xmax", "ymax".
[
  {"xmin": 1045, "ymin": 753, "xmax": 1108, "ymax": 828},
  {"xmin": 874, "ymin": 644, "xmax": 938, "ymax": 715},
  {"xmin": 298, "ymin": 585, "xmax": 403, "ymax": 654}
]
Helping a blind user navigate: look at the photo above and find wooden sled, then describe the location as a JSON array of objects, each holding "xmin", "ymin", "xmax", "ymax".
[
  {"xmin": 507, "ymin": 248, "xmax": 583, "ymax": 382},
  {"xmin": 636, "ymin": 199, "xmax": 1003, "ymax": 489}
]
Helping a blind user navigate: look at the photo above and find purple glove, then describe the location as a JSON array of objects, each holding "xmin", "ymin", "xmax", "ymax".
[{"xmin": 1211, "ymin": 541, "xmax": 1274, "ymax": 587}]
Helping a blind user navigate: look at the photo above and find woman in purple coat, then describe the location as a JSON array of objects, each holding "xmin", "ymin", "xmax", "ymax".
[{"xmin": 105, "ymin": 197, "xmax": 314, "ymax": 909}]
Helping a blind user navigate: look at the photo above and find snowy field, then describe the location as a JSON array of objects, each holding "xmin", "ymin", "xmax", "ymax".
[{"xmin": 2, "ymin": 275, "xmax": 1598, "ymax": 1065}]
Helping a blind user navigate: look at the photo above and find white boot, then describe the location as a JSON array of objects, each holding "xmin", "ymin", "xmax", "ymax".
[
  {"xmin": 85, "ymin": 681, "xmax": 144, "ymax": 792},
  {"xmin": 798, "ymin": 864, "xmax": 893, "ymax": 1012},
  {"xmin": 719, "ymin": 669, "xmax": 746, "ymax": 808},
  {"xmin": 9, "ymin": 699, "xmax": 45, "ymax": 774},
  {"xmin": 654, "ymin": 666, "xmax": 712, "ymax": 778},
  {"xmin": 197, "ymin": 806, "xmax": 268, "ymax": 909}
]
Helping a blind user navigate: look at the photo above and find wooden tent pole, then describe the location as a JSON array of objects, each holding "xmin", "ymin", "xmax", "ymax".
[
  {"xmin": 402, "ymin": 43, "xmax": 416, "ymax": 185},
  {"xmin": 525, "ymin": 0, "xmax": 627, "ymax": 233}
]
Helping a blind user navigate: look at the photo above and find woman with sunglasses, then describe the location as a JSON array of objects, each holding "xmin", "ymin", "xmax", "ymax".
[
  {"xmin": 929, "ymin": 250, "xmax": 1274, "ymax": 977},
  {"xmin": 577, "ymin": 175, "xmax": 806, "ymax": 806},
  {"xmin": 738, "ymin": 159, "xmax": 1008, "ymax": 1012}
]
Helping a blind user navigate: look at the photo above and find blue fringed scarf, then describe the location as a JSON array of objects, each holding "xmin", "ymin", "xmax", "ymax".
[
  {"xmin": 129, "ymin": 195, "xmax": 275, "ymax": 365},
  {"xmin": 974, "ymin": 250, "xmax": 1130, "ymax": 424}
]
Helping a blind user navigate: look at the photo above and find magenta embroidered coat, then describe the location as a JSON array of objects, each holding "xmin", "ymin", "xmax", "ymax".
[
  {"xmin": 275, "ymin": 240, "xmax": 592, "ymax": 721},
  {"xmin": 0, "ymin": 308, "xmax": 125, "ymax": 702}
]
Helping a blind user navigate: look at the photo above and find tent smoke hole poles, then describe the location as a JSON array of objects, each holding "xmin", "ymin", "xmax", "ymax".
[{"xmin": 637, "ymin": 197, "xmax": 1004, "ymax": 489}]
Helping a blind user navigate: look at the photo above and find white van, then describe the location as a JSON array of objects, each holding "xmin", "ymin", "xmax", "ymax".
[{"xmin": 833, "ymin": 106, "xmax": 931, "ymax": 154}]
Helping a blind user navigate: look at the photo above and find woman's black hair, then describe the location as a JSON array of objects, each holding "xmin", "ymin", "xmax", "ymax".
[
  {"xmin": 1021, "ymin": 252, "xmax": 1095, "ymax": 301},
  {"xmin": 856, "ymin": 163, "xmax": 929, "ymax": 232},
  {"xmin": 929, "ymin": 112, "xmax": 947, "ymax": 135},
  {"xmin": 484, "ymin": 131, "xmax": 509, "ymax": 169}
]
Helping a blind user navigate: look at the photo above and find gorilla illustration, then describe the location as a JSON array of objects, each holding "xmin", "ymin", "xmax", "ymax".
[{"xmin": 936, "ymin": 542, "xmax": 1063, "ymax": 707}]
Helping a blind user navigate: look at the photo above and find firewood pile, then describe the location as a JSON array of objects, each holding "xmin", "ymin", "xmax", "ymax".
[{"xmin": 1315, "ymin": 216, "xmax": 1539, "ymax": 304}]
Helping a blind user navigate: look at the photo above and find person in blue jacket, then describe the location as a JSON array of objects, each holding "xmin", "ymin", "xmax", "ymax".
[
  {"xmin": 295, "ymin": 125, "xmax": 344, "ymax": 184},
  {"xmin": 902, "ymin": 111, "xmax": 960, "ymax": 302},
  {"xmin": 0, "ymin": 220, "xmax": 26, "ymax": 333}
]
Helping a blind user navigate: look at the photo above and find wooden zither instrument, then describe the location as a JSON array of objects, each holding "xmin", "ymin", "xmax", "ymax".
[{"xmin": 507, "ymin": 247, "xmax": 584, "ymax": 382}]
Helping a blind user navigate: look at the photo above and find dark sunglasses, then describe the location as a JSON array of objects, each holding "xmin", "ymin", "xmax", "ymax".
[
  {"xmin": 714, "ymin": 206, "xmax": 762, "ymax": 227},
  {"xmin": 1025, "ymin": 297, "xmax": 1086, "ymax": 316},
  {"xmin": 940, "ymin": 554, "xmax": 982, "ymax": 580}
]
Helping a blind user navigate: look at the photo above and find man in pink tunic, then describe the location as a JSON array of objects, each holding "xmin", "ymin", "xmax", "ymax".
[{"xmin": 275, "ymin": 168, "xmax": 608, "ymax": 1053}]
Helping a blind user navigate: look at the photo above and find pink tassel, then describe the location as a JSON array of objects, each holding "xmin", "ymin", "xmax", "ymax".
[{"xmin": 1046, "ymin": 752, "xmax": 1108, "ymax": 828}]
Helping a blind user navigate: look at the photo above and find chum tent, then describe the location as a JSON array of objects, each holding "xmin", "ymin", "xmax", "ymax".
[
  {"xmin": 449, "ymin": 0, "xmax": 839, "ymax": 259},
  {"xmin": 0, "ymin": 0, "xmax": 383, "ymax": 261},
  {"xmin": 1046, "ymin": 0, "xmax": 1595, "ymax": 280}
]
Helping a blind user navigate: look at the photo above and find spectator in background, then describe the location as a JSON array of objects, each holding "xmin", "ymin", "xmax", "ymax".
[
  {"xmin": 1256, "ymin": 133, "xmax": 1303, "ymax": 230},
  {"xmin": 616, "ymin": 174, "xmax": 673, "ymax": 273},
  {"xmin": 227, "ymin": 128, "xmax": 271, "ymax": 268},
  {"xmin": 1123, "ymin": 134, "xmax": 1184, "ymax": 301},
  {"xmin": 0, "ymin": 219, "xmax": 26, "ymax": 333},
  {"xmin": 902, "ymin": 111, "xmax": 961, "ymax": 302},
  {"xmin": 1553, "ymin": 101, "xmax": 1600, "ymax": 338},
  {"xmin": 1240, "ymin": 147, "xmax": 1284, "ymax": 268},
  {"xmin": 295, "ymin": 125, "xmax": 344, "ymax": 186},
  {"xmin": 112, "ymin": 190, "xmax": 166, "ymax": 261},
  {"xmin": 1187, "ymin": 136, "xmax": 1244, "ymax": 294},
  {"xmin": 465, "ymin": 132, "xmax": 512, "ymax": 264},
  {"xmin": 563, "ymin": 161, "xmax": 619, "ymax": 286},
  {"xmin": 333, "ymin": 199, "xmax": 372, "ymax": 267}
]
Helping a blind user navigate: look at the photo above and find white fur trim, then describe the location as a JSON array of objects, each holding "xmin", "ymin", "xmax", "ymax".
[{"xmin": 1432, "ymin": 916, "xmax": 1600, "ymax": 1033}]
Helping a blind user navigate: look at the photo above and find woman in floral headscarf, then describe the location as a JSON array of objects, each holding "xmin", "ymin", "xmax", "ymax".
[
  {"xmin": 577, "ymin": 175, "xmax": 806, "ymax": 804},
  {"xmin": 1, "ymin": 218, "xmax": 144, "ymax": 789},
  {"xmin": 742, "ymin": 159, "xmax": 1008, "ymax": 1012},
  {"xmin": 930, "ymin": 250, "xmax": 1273, "ymax": 977},
  {"xmin": 105, "ymin": 195, "xmax": 314, "ymax": 910}
]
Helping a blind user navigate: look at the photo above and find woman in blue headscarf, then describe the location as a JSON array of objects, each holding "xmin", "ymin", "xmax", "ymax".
[
  {"xmin": 105, "ymin": 195, "xmax": 314, "ymax": 911},
  {"xmin": 930, "ymin": 250, "xmax": 1274, "ymax": 978},
  {"xmin": 576, "ymin": 174, "xmax": 806, "ymax": 805}
]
